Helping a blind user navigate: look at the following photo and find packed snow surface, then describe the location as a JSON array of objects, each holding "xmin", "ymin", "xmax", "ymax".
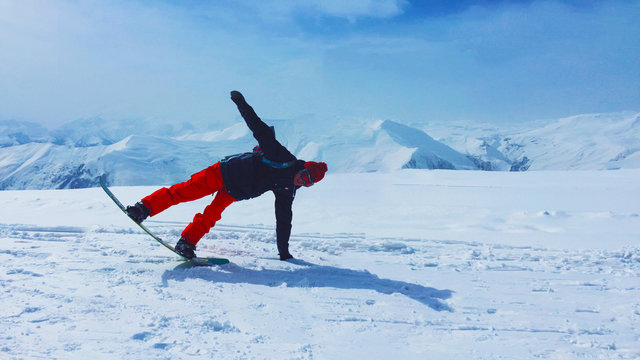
[{"xmin": 1, "ymin": 170, "xmax": 639, "ymax": 359}]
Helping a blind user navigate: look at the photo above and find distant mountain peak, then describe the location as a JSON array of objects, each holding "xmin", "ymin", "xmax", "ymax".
[
  {"xmin": 1, "ymin": 111, "xmax": 639, "ymax": 189},
  {"xmin": 380, "ymin": 120, "xmax": 477, "ymax": 170}
]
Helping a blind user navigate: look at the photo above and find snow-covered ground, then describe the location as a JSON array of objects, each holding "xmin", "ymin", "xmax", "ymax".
[{"xmin": 1, "ymin": 170, "xmax": 639, "ymax": 359}]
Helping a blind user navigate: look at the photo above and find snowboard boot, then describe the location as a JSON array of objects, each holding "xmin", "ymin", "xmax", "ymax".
[
  {"xmin": 125, "ymin": 201, "xmax": 150, "ymax": 224},
  {"xmin": 175, "ymin": 237, "xmax": 196, "ymax": 259}
]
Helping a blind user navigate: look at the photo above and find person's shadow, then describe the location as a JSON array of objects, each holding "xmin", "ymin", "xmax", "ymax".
[{"xmin": 161, "ymin": 259, "xmax": 454, "ymax": 312}]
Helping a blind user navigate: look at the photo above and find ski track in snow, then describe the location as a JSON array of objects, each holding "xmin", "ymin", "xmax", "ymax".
[{"xmin": 1, "ymin": 220, "xmax": 639, "ymax": 359}]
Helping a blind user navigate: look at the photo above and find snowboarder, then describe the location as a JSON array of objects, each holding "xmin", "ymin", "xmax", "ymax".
[{"xmin": 124, "ymin": 91, "xmax": 327, "ymax": 260}]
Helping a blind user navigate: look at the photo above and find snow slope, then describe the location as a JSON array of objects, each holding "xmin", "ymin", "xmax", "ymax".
[{"xmin": 1, "ymin": 170, "xmax": 639, "ymax": 359}]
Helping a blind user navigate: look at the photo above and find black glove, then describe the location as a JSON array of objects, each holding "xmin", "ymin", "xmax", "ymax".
[
  {"xmin": 230, "ymin": 90, "xmax": 246, "ymax": 104},
  {"xmin": 279, "ymin": 252, "xmax": 294, "ymax": 261}
]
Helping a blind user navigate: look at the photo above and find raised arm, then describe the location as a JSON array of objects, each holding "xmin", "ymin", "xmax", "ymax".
[
  {"xmin": 230, "ymin": 91, "xmax": 272, "ymax": 141},
  {"xmin": 230, "ymin": 91, "xmax": 296, "ymax": 162}
]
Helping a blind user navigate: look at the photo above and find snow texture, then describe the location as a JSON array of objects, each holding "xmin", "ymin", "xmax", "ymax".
[{"xmin": 1, "ymin": 170, "xmax": 639, "ymax": 359}]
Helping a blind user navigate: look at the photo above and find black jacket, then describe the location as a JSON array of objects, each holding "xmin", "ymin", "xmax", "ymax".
[{"xmin": 220, "ymin": 92, "xmax": 305, "ymax": 257}]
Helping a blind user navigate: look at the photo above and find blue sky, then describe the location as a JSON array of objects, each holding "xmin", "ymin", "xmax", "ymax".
[{"xmin": 1, "ymin": 0, "xmax": 638, "ymax": 128}]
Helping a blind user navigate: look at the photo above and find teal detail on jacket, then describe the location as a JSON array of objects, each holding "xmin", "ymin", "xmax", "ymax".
[{"xmin": 262, "ymin": 157, "xmax": 295, "ymax": 169}]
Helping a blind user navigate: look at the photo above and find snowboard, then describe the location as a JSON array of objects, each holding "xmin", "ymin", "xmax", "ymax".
[{"xmin": 99, "ymin": 175, "xmax": 230, "ymax": 266}]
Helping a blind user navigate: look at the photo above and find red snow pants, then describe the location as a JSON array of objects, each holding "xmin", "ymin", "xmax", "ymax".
[{"xmin": 141, "ymin": 162, "xmax": 235, "ymax": 245}]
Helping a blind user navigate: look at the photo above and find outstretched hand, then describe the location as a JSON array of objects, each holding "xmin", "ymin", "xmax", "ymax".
[{"xmin": 230, "ymin": 90, "xmax": 246, "ymax": 104}]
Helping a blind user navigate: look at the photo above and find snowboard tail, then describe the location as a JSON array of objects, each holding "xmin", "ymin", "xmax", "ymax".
[{"xmin": 99, "ymin": 175, "xmax": 229, "ymax": 266}]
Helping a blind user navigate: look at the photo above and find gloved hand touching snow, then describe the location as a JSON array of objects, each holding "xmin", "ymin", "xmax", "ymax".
[{"xmin": 279, "ymin": 252, "xmax": 294, "ymax": 261}]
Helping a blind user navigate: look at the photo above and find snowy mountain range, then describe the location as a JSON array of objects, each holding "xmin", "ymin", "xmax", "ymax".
[
  {"xmin": 1, "ymin": 111, "xmax": 639, "ymax": 189},
  {"xmin": 422, "ymin": 111, "xmax": 640, "ymax": 171}
]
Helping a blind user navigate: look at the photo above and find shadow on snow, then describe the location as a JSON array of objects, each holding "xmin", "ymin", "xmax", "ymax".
[{"xmin": 161, "ymin": 259, "xmax": 454, "ymax": 312}]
